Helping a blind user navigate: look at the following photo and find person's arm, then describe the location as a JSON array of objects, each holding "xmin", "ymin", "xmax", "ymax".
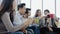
[
  {"xmin": 1, "ymin": 12, "xmax": 33, "ymax": 32},
  {"xmin": 1, "ymin": 12, "xmax": 21, "ymax": 32},
  {"xmin": 47, "ymin": 18, "xmax": 53, "ymax": 31},
  {"xmin": 21, "ymin": 18, "xmax": 33, "ymax": 28},
  {"xmin": 21, "ymin": 28, "xmax": 27, "ymax": 34},
  {"xmin": 48, "ymin": 27, "xmax": 53, "ymax": 32},
  {"xmin": 13, "ymin": 14, "xmax": 33, "ymax": 28},
  {"xmin": 13, "ymin": 18, "xmax": 33, "ymax": 32}
]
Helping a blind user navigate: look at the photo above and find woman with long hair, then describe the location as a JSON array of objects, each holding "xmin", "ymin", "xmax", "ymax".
[{"xmin": 0, "ymin": 0, "xmax": 24, "ymax": 34}]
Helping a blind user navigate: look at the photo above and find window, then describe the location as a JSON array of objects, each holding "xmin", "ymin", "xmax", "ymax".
[
  {"xmin": 18, "ymin": 0, "xmax": 60, "ymax": 18},
  {"xmin": 21, "ymin": 0, "xmax": 30, "ymax": 8},
  {"xmin": 0, "ymin": 0, "xmax": 3, "ymax": 5},
  {"xmin": 56, "ymin": 0, "xmax": 60, "ymax": 18},
  {"xmin": 17, "ymin": 0, "xmax": 21, "ymax": 4},
  {"xmin": 43, "ymin": 0, "xmax": 55, "ymax": 15},
  {"xmin": 31, "ymin": 0, "xmax": 42, "ymax": 17},
  {"xmin": 15, "ymin": 0, "xmax": 21, "ymax": 11}
]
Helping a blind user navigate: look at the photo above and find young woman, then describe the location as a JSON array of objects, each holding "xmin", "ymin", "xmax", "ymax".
[
  {"xmin": 33, "ymin": 9, "xmax": 42, "ymax": 34},
  {"xmin": 33, "ymin": 9, "xmax": 42, "ymax": 26},
  {"xmin": 0, "ymin": 0, "xmax": 24, "ymax": 34}
]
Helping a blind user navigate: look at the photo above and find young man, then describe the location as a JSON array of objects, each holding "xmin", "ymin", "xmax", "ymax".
[
  {"xmin": 44, "ymin": 9, "xmax": 57, "ymax": 33},
  {"xmin": 40, "ymin": 9, "xmax": 57, "ymax": 34},
  {"xmin": 44, "ymin": 9, "xmax": 56, "ymax": 28},
  {"xmin": 23, "ymin": 8, "xmax": 34, "ymax": 34},
  {"xmin": 13, "ymin": 3, "xmax": 33, "ymax": 34},
  {"xmin": 23, "ymin": 8, "xmax": 31, "ymax": 18}
]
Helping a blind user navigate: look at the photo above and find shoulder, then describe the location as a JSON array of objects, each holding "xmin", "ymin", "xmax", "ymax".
[
  {"xmin": 2, "ymin": 12, "xmax": 10, "ymax": 17},
  {"xmin": 3, "ymin": 12, "xmax": 10, "ymax": 15}
]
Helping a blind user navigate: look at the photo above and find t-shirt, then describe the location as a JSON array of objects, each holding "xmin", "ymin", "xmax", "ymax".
[
  {"xmin": 31, "ymin": 17, "xmax": 40, "ymax": 27},
  {"xmin": 13, "ymin": 12, "xmax": 26, "ymax": 26}
]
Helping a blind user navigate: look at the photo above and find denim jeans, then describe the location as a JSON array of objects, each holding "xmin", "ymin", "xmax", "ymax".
[
  {"xmin": 27, "ymin": 26, "xmax": 40, "ymax": 34},
  {"xmin": 7, "ymin": 31, "xmax": 24, "ymax": 34},
  {"xmin": 27, "ymin": 29, "xmax": 34, "ymax": 34}
]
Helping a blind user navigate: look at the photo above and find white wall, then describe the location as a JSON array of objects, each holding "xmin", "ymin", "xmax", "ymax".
[
  {"xmin": 31, "ymin": 0, "xmax": 42, "ymax": 17},
  {"xmin": 0, "ymin": 0, "xmax": 3, "ymax": 5},
  {"xmin": 17, "ymin": 0, "xmax": 21, "ymax": 4},
  {"xmin": 17, "ymin": 0, "xmax": 60, "ymax": 18},
  {"xmin": 43, "ymin": 0, "xmax": 55, "ymax": 15},
  {"xmin": 21, "ymin": 0, "xmax": 30, "ymax": 8},
  {"xmin": 56, "ymin": 0, "xmax": 60, "ymax": 18}
]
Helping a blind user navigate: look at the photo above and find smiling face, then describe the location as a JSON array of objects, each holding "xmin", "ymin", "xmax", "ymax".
[
  {"xmin": 19, "ymin": 6, "xmax": 26, "ymax": 15},
  {"xmin": 36, "ymin": 10, "xmax": 41, "ymax": 17},
  {"xmin": 44, "ymin": 10, "xmax": 50, "ymax": 15},
  {"xmin": 37, "ymin": 11, "xmax": 41, "ymax": 16},
  {"xmin": 44, "ymin": 11, "xmax": 49, "ymax": 15}
]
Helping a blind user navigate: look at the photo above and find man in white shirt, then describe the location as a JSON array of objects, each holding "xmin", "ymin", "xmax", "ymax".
[
  {"xmin": 13, "ymin": 3, "xmax": 33, "ymax": 34},
  {"xmin": 13, "ymin": 11, "xmax": 25, "ymax": 26}
]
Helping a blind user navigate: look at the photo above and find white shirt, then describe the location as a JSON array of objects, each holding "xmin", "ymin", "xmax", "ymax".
[{"xmin": 13, "ymin": 12, "xmax": 25, "ymax": 26}]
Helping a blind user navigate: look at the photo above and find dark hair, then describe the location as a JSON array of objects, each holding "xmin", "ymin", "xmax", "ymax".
[
  {"xmin": 35, "ymin": 9, "xmax": 41, "ymax": 17},
  {"xmin": 0, "ymin": 0, "xmax": 14, "ymax": 22},
  {"xmin": 0, "ymin": 0, "xmax": 14, "ymax": 16},
  {"xmin": 44, "ymin": 9, "xmax": 50, "ymax": 13},
  {"xmin": 18, "ymin": 3, "xmax": 25, "ymax": 10},
  {"xmin": 25, "ymin": 8, "xmax": 31, "ymax": 14}
]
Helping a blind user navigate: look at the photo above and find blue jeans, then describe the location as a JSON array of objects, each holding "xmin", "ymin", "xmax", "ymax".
[
  {"xmin": 7, "ymin": 31, "xmax": 24, "ymax": 34},
  {"xmin": 27, "ymin": 26, "xmax": 40, "ymax": 34},
  {"xmin": 27, "ymin": 29, "xmax": 34, "ymax": 34}
]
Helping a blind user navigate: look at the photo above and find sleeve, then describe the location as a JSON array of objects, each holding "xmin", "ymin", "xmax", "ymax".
[{"xmin": 1, "ymin": 12, "xmax": 24, "ymax": 32}]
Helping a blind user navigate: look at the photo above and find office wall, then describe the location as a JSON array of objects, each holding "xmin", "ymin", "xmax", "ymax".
[
  {"xmin": 31, "ymin": 0, "xmax": 42, "ymax": 17},
  {"xmin": 17, "ymin": 0, "xmax": 21, "ymax": 4},
  {"xmin": 56, "ymin": 0, "xmax": 60, "ymax": 18},
  {"xmin": 20, "ymin": 0, "xmax": 42, "ymax": 17},
  {"xmin": 0, "ymin": 0, "xmax": 3, "ymax": 5},
  {"xmin": 20, "ymin": 0, "xmax": 60, "ymax": 18},
  {"xmin": 21, "ymin": 0, "xmax": 31, "ymax": 8},
  {"xmin": 43, "ymin": 0, "xmax": 55, "ymax": 15}
]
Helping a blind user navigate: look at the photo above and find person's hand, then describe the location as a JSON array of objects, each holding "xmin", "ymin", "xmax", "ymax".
[
  {"xmin": 21, "ymin": 28, "xmax": 27, "ymax": 34},
  {"xmin": 47, "ymin": 18, "xmax": 51, "ymax": 24},
  {"xmin": 48, "ymin": 27, "xmax": 53, "ymax": 32},
  {"xmin": 32, "ymin": 19, "xmax": 36, "ymax": 23},
  {"xmin": 28, "ymin": 18, "xmax": 33, "ymax": 23},
  {"xmin": 33, "ymin": 18, "xmax": 37, "ymax": 23},
  {"xmin": 24, "ymin": 18, "xmax": 33, "ymax": 26}
]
